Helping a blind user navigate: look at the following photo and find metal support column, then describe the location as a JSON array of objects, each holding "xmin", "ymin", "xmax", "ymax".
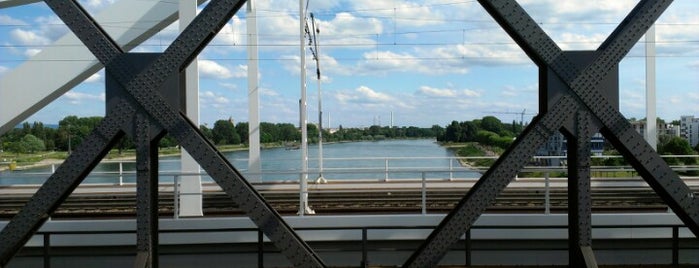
[
  {"xmin": 566, "ymin": 111, "xmax": 597, "ymax": 268},
  {"xmin": 645, "ymin": 24, "xmax": 657, "ymax": 150},
  {"xmin": 134, "ymin": 113, "xmax": 160, "ymax": 268},
  {"xmin": 179, "ymin": 0, "xmax": 203, "ymax": 217},
  {"xmin": 247, "ymin": 0, "xmax": 262, "ymax": 182}
]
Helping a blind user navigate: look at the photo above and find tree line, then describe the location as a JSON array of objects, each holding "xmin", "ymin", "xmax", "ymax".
[
  {"xmin": 438, "ymin": 116, "xmax": 523, "ymax": 149},
  {"xmin": 200, "ymin": 119, "xmax": 440, "ymax": 146},
  {"xmin": 2, "ymin": 115, "xmax": 697, "ymax": 161},
  {"xmin": 0, "ymin": 116, "xmax": 441, "ymax": 154}
]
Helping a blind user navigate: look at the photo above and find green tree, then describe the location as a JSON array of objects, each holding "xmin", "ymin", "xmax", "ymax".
[
  {"xmin": 444, "ymin": 121, "xmax": 462, "ymax": 142},
  {"xmin": 480, "ymin": 116, "xmax": 504, "ymax": 134},
  {"xmin": 460, "ymin": 121, "xmax": 478, "ymax": 142},
  {"xmin": 235, "ymin": 122, "xmax": 249, "ymax": 144},
  {"xmin": 200, "ymin": 124, "xmax": 214, "ymax": 143},
  {"xmin": 22, "ymin": 134, "xmax": 45, "ymax": 153},
  {"xmin": 212, "ymin": 120, "xmax": 238, "ymax": 145},
  {"xmin": 431, "ymin": 125, "xmax": 445, "ymax": 141},
  {"xmin": 659, "ymin": 137, "xmax": 695, "ymax": 165}
]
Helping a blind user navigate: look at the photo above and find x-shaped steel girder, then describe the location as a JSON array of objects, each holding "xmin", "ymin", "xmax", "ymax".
[
  {"xmin": 404, "ymin": 0, "xmax": 698, "ymax": 266},
  {"xmin": 0, "ymin": 0, "xmax": 326, "ymax": 267}
]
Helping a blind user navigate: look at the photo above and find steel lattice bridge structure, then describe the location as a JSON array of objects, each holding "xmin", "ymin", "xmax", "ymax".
[{"xmin": 0, "ymin": 0, "xmax": 697, "ymax": 267}]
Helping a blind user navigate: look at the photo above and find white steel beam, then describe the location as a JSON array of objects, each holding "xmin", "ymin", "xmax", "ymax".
[
  {"xmin": 178, "ymin": 0, "xmax": 203, "ymax": 217},
  {"xmin": 0, "ymin": 0, "xmax": 205, "ymax": 134},
  {"xmin": 645, "ymin": 24, "xmax": 657, "ymax": 150},
  {"xmin": 247, "ymin": 0, "xmax": 262, "ymax": 182}
]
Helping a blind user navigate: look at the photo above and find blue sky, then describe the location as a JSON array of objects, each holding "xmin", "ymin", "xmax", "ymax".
[{"xmin": 1, "ymin": 0, "xmax": 698, "ymax": 129}]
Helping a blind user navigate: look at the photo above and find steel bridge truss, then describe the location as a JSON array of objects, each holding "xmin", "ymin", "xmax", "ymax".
[{"xmin": 0, "ymin": 0, "xmax": 697, "ymax": 267}]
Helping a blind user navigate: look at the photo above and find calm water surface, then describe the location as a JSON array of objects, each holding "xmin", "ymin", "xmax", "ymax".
[{"xmin": 0, "ymin": 139, "xmax": 478, "ymax": 184}]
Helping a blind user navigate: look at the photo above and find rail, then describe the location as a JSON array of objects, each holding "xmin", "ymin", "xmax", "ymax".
[{"xmin": 31, "ymin": 222, "xmax": 694, "ymax": 267}]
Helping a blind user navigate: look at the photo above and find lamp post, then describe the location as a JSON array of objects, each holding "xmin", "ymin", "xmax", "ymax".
[{"xmin": 309, "ymin": 13, "xmax": 326, "ymax": 184}]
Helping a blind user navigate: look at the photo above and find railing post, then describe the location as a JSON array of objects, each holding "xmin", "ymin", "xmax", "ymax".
[
  {"xmin": 384, "ymin": 159, "xmax": 389, "ymax": 182},
  {"xmin": 43, "ymin": 233, "xmax": 50, "ymax": 268},
  {"xmin": 361, "ymin": 228, "xmax": 368, "ymax": 268},
  {"xmin": 422, "ymin": 172, "xmax": 427, "ymax": 215},
  {"xmin": 118, "ymin": 161, "xmax": 123, "ymax": 186},
  {"xmin": 258, "ymin": 229, "xmax": 264, "ymax": 268},
  {"xmin": 449, "ymin": 159, "xmax": 453, "ymax": 181},
  {"xmin": 545, "ymin": 172, "xmax": 550, "ymax": 214},
  {"xmin": 672, "ymin": 226, "xmax": 679, "ymax": 266},
  {"xmin": 464, "ymin": 230, "xmax": 471, "ymax": 266},
  {"xmin": 173, "ymin": 175, "xmax": 180, "ymax": 220}
]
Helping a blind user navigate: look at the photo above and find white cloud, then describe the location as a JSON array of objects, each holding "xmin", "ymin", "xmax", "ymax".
[
  {"xmin": 416, "ymin": 86, "xmax": 481, "ymax": 98},
  {"xmin": 10, "ymin": 28, "xmax": 51, "ymax": 46},
  {"xmin": 199, "ymin": 60, "xmax": 246, "ymax": 79},
  {"xmin": 260, "ymin": 88, "xmax": 279, "ymax": 97},
  {"xmin": 211, "ymin": 15, "xmax": 243, "ymax": 49},
  {"xmin": 0, "ymin": 14, "xmax": 26, "ymax": 26},
  {"xmin": 23, "ymin": 48, "xmax": 41, "ymax": 57},
  {"xmin": 349, "ymin": 0, "xmax": 444, "ymax": 27},
  {"xmin": 200, "ymin": 91, "xmax": 231, "ymax": 109},
  {"xmin": 84, "ymin": 73, "xmax": 102, "ymax": 83},
  {"xmin": 78, "ymin": 0, "xmax": 117, "ymax": 12},
  {"xmin": 688, "ymin": 92, "xmax": 699, "ymax": 102},
  {"xmin": 334, "ymin": 86, "xmax": 410, "ymax": 109},
  {"xmin": 0, "ymin": 66, "xmax": 8, "ymax": 76},
  {"xmin": 62, "ymin": 91, "xmax": 106, "ymax": 105}
]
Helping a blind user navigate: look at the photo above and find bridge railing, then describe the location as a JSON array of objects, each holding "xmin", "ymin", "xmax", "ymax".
[
  {"xmin": 30, "ymin": 221, "xmax": 694, "ymax": 267},
  {"xmin": 2, "ymin": 155, "xmax": 698, "ymax": 184}
]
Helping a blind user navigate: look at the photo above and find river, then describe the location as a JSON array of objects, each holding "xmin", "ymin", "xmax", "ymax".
[{"xmin": 0, "ymin": 139, "xmax": 479, "ymax": 185}]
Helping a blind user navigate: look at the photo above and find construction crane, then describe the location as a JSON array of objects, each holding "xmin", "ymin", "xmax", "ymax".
[{"xmin": 485, "ymin": 109, "xmax": 537, "ymax": 129}]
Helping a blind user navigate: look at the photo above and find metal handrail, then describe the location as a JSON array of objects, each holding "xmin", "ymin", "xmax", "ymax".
[{"xmin": 32, "ymin": 223, "xmax": 692, "ymax": 267}]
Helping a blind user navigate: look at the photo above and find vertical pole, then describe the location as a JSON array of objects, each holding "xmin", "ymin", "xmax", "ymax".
[
  {"xmin": 311, "ymin": 14, "xmax": 326, "ymax": 184},
  {"xmin": 384, "ymin": 159, "xmax": 389, "ymax": 182},
  {"xmin": 298, "ymin": 0, "xmax": 313, "ymax": 215},
  {"xmin": 173, "ymin": 175, "xmax": 179, "ymax": 220},
  {"xmin": 43, "ymin": 233, "xmax": 50, "ymax": 268},
  {"xmin": 118, "ymin": 161, "xmax": 123, "ymax": 185},
  {"xmin": 422, "ymin": 172, "xmax": 427, "ymax": 215},
  {"xmin": 316, "ymin": 51, "xmax": 324, "ymax": 184},
  {"xmin": 464, "ymin": 230, "xmax": 471, "ymax": 266},
  {"xmin": 645, "ymin": 24, "xmax": 657, "ymax": 150},
  {"xmin": 449, "ymin": 159, "xmax": 453, "ymax": 181},
  {"xmin": 258, "ymin": 229, "xmax": 264, "ymax": 268},
  {"xmin": 179, "ymin": 0, "xmax": 203, "ymax": 217},
  {"xmin": 247, "ymin": 0, "xmax": 262, "ymax": 182},
  {"xmin": 361, "ymin": 228, "xmax": 368, "ymax": 268},
  {"xmin": 672, "ymin": 226, "xmax": 679, "ymax": 266},
  {"xmin": 545, "ymin": 172, "xmax": 550, "ymax": 214}
]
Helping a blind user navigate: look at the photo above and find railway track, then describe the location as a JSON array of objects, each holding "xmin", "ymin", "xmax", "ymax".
[{"xmin": 0, "ymin": 182, "xmax": 674, "ymax": 219}]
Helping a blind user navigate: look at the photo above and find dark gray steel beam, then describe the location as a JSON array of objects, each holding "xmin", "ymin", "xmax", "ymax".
[
  {"xmin": 37, "ymin": 0, "xmax": 326, "ymax": 266},
  {"xmin": 403, "ymin": 96, "xmax": 578, "ymax": 267},
  {"xmin": 565, "ymin": 111, "xmax": 595, "ymax": 267},
  {"xmin": 0, "ymin": 108, "xmax": 131, "ymax": 266},
  {"xmin": 478, "ymin": 0, "xmax": 699, "ymax": 236},
  {"xmin": 134, "ymin": 113, "xmax": 161, "ymax": 268}
]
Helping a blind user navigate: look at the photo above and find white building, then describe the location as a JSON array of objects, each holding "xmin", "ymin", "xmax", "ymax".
[
  {"xmin": 630, "ymin": 119, "xmax": 680, "ymax": 139},
  {"xmin": 680, "ymin": 116, "xmax": 699, "ymax": 147}
]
